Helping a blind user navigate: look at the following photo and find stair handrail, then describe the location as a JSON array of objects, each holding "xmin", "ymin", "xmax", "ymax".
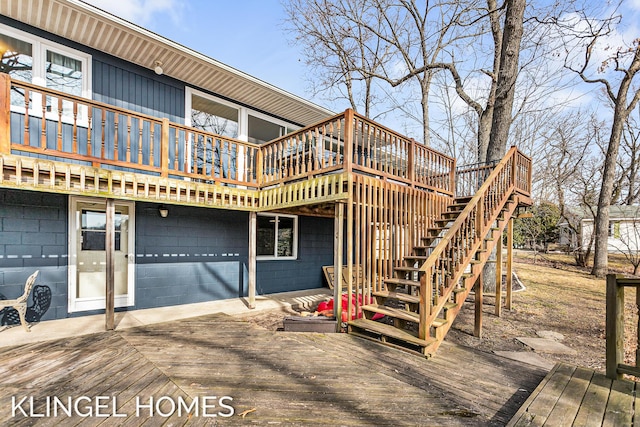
[{"xmin": 417, "ymin": 146, "xmax": 523, "ymax": 340}]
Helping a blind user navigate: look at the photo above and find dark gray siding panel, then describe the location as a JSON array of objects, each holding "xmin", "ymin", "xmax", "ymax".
[
  {"xmin": 0, "ymin": 189, "xmax": 68, "ymax": 322},
  {"xmin": 256, "ymin": 216, "xmax": 333, "ymax": 294},
  {"xmin": 92, "ymin": 58, "xmax": 185, "ymax": 123},
  {"xmin": 135, "ymin": 204, "xmax": 249, "ymax": 309}
]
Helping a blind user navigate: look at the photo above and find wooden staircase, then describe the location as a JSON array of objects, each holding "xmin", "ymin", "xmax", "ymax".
[{"xmin": 347, "ymin": 147, "xmax": 532, "ymax": 357}]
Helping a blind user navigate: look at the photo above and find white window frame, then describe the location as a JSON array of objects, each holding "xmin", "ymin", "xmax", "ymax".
[
  {"xmin": 0, "ymin": 23, "xmax": 92, "ymax": 124},
  {"xmin": 256, "ymin": 213, "xmax": 298, "ymax": 260},
  {"xmin": 185, "ymin": 86, "xmax": 299, "ymax": 143}
]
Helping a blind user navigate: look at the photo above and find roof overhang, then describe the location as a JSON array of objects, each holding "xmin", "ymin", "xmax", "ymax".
[{"xmin": 0, "ymin": 0, "xmax": 335, "ymax": 126}]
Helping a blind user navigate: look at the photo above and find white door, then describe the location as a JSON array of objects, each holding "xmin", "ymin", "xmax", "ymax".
[{"xmin": 69, "ymin": 197, "xmax": 135, "ymax": 312}]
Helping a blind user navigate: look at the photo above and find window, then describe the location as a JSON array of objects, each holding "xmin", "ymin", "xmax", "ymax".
[
  {"xmin": 80, "ymin": 210, "xmax": 125, "ymax": 251},
  {"xmin": 257, "ymin": 214, "xmax": 297, "ymax": 259},
  {"xmin": 185, "ymin": 87, "xmax": 298, "ymax": 144},
  {"xmin": 190, "ymin": 94, "xmax": 239, "ymax": 138},
  {"xmin": 0, "ymin": 24, "xmax": 91, "ymax": 117},
  {"xmin": 609, "ymin": 221, "xmax": 621, "ymax": 239},
  {"xmin": 248, "ymin": 114, "xmax": 285, "ymax": 144}
]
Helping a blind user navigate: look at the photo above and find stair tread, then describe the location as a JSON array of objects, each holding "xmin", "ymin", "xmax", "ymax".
[
  {"xmin": 363, "ymin": 304, "xmax": 419, "ymax": 322},
  {"xmin": 385, "ymin": 278, "xmax": 421, "ymax": 288},
  {"xmin": 348, "ymin": 318, "xmax": 436, "ymax": 347},
  {"xmin": 373, "ymin": 290, "xmax": 420, "ymax": 304},
  {"xmin": 432, "ymin": 318, "xmax": 448, "ymax": 327},
  {"xmin": 395, "ymin": 266, "xmax": 420, "ymax": 271}
]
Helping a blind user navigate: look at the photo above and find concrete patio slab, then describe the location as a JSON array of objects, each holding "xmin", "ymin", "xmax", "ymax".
[{"xmin": 516, "ymin": 337, "xmax": 577, "ymax": 355}]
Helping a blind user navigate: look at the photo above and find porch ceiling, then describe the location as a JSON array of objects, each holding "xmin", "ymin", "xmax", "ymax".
[{"xmin": 0, "ymin": 0, "xmax": 334, "ymax": 126}]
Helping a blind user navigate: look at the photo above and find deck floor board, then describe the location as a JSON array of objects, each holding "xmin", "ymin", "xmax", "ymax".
[
  {"xmin": 2, "ymin": 313, "xmax": 548, "ymax": 426},
  {"xmin": 508, "ymin": 362, "xmax": 639, "ymax": 426}
]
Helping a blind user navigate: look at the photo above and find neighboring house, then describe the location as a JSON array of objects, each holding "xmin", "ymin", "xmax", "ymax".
[
  {"xmin": 559, "ymin": 206, "xmax": 640, "ymax": 253},
  {"xmin": 0, "ymin": 0, "xmax": 531, "ymax": 355}
]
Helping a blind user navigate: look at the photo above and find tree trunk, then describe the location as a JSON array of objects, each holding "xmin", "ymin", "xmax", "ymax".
[
  {"xmin": 486, "ymin": 0, "xmax": 526, "ymax": 162},
  {"xmin": 591, "ymin": 116, "xmax": 625, "ymax": 277},
  {"xmin": 421, "ymin": 73, "xmax": 433, "ymax": 146},
  {"xmin": 482, "ymin": 0, "xmax": 525, "ymax": 293},
  {"xmin": 477, "ymin": 108, "xmax": 493, "ymax": 163}
]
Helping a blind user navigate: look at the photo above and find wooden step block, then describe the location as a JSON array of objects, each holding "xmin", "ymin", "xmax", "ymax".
[
  {"xmin": 405, "ymin": 255, "xmax": 429, "ymax": 262},
  {"xmin": 348, "ymin": 318, "xmax": 436, "ymax": 348},
  {"xmin": 432, "ymin": 318, "xmax": 448, "ymax": 328},
  {"xmin": 362, "ymin": 304, "xmax": 419, "ymax": 323},
  {"xmin": 447, "ymin": 203, "xmax": 467, "ymax": 211},
  {"xmin": 385, "ymin": 278, "xmax": 421, "ymax": 288},
  {"xmin": 373, "ymin": 290, "xmax": 420, "ymax": 305},
  {"xmin": 395, "ymin": 266, "xmax": 420, "ymax": 272}
]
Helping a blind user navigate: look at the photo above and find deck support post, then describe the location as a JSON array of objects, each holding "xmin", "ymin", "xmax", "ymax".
[
  {"xmin": 474, "ymin": 274, "xmax": 483, "ymax": 338},
  {"xmin": 606, "ymin": 274, "xmax": 624, "ymax": 380},
  {"xmin": 506, "ymin": 218, "xmax": 513, "ymax": 310},
  {"xmin": 334, "ymin": 203, "xmax": 344, "ymax": 330},
  {"xmin": 105, "ymin": 198, "xmax": 115, "ymax": 331},
  {"xmin": 248, "ymin": 211, "xmax": 257, "ymax": 309},
  {"xmin": 0, "ymin": 74, "xmax": 10, "ymax": 155},
  {"xmin": 495, "ymin": 230, "xmax": 503, "ymax": 317}
]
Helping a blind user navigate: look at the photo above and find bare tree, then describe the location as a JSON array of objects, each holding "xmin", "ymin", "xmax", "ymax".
[
  {"xmin": 557, "ymin": 6, "xmax": 640, "ymax": 277},
  {"xmin": 613, "ymin": 110, "xmax": 640, "ymax": 205}
]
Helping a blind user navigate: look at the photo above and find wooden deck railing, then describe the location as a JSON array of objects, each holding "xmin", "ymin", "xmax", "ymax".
[
  {"xmin": 417, "ymin": 146, "xmax": 528, "ymax": 340},
  {"xmin": 2, "ymin": 75, "xmax": 261, "ymax": 188},
  {"xmin": 259, "ymin": 109, "xmax": 456, "ymax": 194},
  {"xmin": 1, "ymin": 74, "xmax": 456, "ymax": 195},
  {"xmin": 606, "ymin": 275, "xmax": 640, "ymax": 380}
]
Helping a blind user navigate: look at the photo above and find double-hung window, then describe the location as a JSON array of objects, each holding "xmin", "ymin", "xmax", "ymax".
[
  {"xmin": 0, "ymin": 24, "xmax": 91, "ymax": 122},
  {"xmin": 257, "ymin": 214, "xmax": 298, "ymax": 260}
]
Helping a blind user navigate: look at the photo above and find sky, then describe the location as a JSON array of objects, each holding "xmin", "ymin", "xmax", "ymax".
[
  {"xmin": 81, "ymin": 0, "xmax": 640, "ymax": 149},
  {"xmin": 83, "ymin": 0, "xmax": 329, "ymax": 109}
]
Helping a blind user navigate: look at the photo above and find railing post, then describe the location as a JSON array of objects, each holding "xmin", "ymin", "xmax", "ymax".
[
  {"xmin": 256, "ymin": 147, "xmax": 264, "ymax": 187},
  {"xmin": 450, "ymin": 157, "xmax": 457, "ymax": 197},
  {"xmin": 606, "ymin": 274, "xmax": 624, "ymax": 380},
  {"xmin": 408, "ymin": 138, "xmax": 416, "ymax": 187},
  {"xmin": 343, "ymin": 109, "xmax": 354, "ymax": 173},
  {"xmin": 419, "ymin": 270, "xmax": 430, "ymax": 340},
  {"xmin": 160, "ymin": 118, "xmax": 170, "ymax": 178},
  {"xmin": 511, "ymin": 146, "xmax": 517, "ymax": 190},
  {"xmin": 0, "ymin": 73, "xmax": 11, "ymax": 154}
]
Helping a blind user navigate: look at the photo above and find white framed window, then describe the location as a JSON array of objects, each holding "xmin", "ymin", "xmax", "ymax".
[
  {"xmin": 257, "ymin": 213, "xmax": 298, "ymax": 260},
  {"xmin": 185, "ymin": 87, "xmax": 298, "ymax": 144},
  {"xmin": 0, "ymin": 23, "xmax": 92, "ymax": 122}
]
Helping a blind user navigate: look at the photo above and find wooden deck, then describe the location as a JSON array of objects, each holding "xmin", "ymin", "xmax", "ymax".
[
  {"xmin": 0, "ymin": 313, "xmax": 546, "ymax": 426},
  {"xmin": 508, "ymin": 362, "xmax": 640, "ymax": 426}
]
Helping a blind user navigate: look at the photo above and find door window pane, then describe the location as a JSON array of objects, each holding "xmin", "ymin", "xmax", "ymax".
[{"xmin": 81, "ymin": 210, "xmax": 122, "ymax": 251}]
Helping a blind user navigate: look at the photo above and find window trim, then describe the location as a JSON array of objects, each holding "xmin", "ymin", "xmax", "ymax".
[
  {"xmin": 256, "ymin": 213, "xmax": 298, "ymax": 261},
  {"xmin": 0, "ymin": 23, "xmax": 92, "ymax": 99},
  {"xmin": 185, "ymin": 86, "xmax": 299, "ymax": 144}
]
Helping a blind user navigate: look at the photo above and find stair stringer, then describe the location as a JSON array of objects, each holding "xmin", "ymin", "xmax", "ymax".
[{"xmin": 422, "ymin": 196, "xmax": 520, "ymax": 355}]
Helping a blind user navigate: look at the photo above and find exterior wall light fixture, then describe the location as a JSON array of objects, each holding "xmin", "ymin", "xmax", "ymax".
[{"xmin": 154, "ymin": 61, "xmax": 164, "ymax": 75}]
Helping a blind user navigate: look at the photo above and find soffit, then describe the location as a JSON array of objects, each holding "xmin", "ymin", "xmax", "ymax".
[{"xmin": 0, "ymin": 0, "xmax": 334, "ymax": 126}]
